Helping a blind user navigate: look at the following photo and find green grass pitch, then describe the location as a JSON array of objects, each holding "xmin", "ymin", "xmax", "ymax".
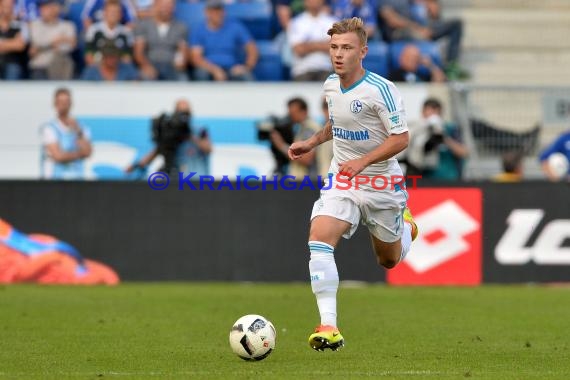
[{"xmin": 1, "ymin": 283, "xmax": 569, "ymax": 379}]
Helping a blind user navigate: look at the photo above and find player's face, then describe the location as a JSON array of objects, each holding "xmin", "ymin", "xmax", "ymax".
[{"xmin": 329, "ymin": 32, "xmax": 367, "ymax": 76}]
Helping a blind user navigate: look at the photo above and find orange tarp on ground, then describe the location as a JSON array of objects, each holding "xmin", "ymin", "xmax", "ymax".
[{"xmin": 0, "ymin": 219, "xmax": 119, "ymax": 285}]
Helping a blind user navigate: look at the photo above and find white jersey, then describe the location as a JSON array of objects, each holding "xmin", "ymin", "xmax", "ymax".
[{"xmin": 324, "ymin": 70, "xmax": 408, "ymax": 182}]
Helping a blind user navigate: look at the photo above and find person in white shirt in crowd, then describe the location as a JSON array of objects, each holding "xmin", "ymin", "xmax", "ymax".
[
  {"xmin": 28, "ymin": 0, "xmax": 76, "ymax": 80},
  {"xmin": 288, "ymin": 0, "xmax": 337, "ymax": 81}
]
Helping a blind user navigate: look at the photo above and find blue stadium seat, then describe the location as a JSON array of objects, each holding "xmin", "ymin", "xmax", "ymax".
[
  {"xmin": 65, "ymin": 0, "xmax": 85, "ymax": 34},
  {"xmin": 363, "ymin": 41, "xmax": 389, "ymax": 77},
  {"xmin": 253, "ymin": 40, "xmax": 285, "ymax": 81},
  {"xmin": 64, "ymin": 0, "xmax": 86, "ymax": 78},
  {"xmin": 174, "ymin": 2, "xmax": 206, "ymax": 32},
  {"xmin": 389, "ymin": 40, "xmax": 443, "ymax": 72},
  {"xmin": 225, "ymin": 2, "xmax": 272, "ymax": 40}
]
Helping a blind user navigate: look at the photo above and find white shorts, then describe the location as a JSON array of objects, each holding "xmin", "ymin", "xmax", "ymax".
[{"xmin": 310, "ymin": 184, "xmax": 409, "ymax": 243}]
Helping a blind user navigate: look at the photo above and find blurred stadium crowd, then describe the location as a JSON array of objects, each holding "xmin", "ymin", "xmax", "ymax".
[{"xmin": 0, "ymin": 0, "xmax": 466, "ymax": 82}]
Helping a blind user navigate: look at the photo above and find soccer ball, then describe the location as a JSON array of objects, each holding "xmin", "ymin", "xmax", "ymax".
[
  {"xmin": 229, "ymin": 314, "xmax": 276, "ymax": 361},
  {"xmin": 547, "ymin": 152, "xmax": 569, "ymax": 180}
]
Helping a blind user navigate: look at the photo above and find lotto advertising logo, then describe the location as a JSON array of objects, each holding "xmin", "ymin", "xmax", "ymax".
[
  {"xmin": 387, "ymin": 188, "xmax": 482, "ymax": 286},
  {"xmin": 495, "ymin": 209, "xmax": 570, "ymax": 265},
  {"xmin": 482, "ymin": 182, "xmax": 570, "ymax": 283}
]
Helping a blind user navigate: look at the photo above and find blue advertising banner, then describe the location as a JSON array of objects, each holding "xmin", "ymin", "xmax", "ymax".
[{"xmin": 79, "ymin": 116, "xmax": 275, "ymax": 180}]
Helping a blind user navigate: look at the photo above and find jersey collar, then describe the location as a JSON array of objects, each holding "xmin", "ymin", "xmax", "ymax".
[{"xmin": 340, "ymin": 70, "xmax": 369, "ymax": 94}]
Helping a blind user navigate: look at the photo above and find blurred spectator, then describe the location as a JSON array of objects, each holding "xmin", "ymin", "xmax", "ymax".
[
  {"xmin": 81, "ymin": 0, "xmax": 137, "ymax": 30},
  {"xmin": 288, "ymin": 0, "xmax": 336, "ymax": 81},
  {"xmin": 179, "ymin": 121, "xmax": 212, "ymax": 176},
  {"xmin": 84, "ymin": 0, "xmax": 134, "ymax": 66},
  {"xmin": 0, "ymin": 0, "xmax": 27, "ymax": 80},
  {"xmin": 331, "ymin": 0, "xmax": 376, "ymax": 38},
  {"xmin": 269, "ymin": 97, "xmax": 323, "ymax": 177},
  {"xmin": 406, "ymin": 97, "xmax": 468, "ymax": 180},
  {"xmin": 133, "ymin": 0, "xmax": 187, "ymax": 80},
  {"xmin": 493, "ymin": 150, "xmax": 523, "ymax": 182},
  {"xmin": 28, "ymin": 0, "xmax": 76, "ymax": 80},
  {"xmin": 14, "ymin": 0, "xmax": 39, "ymax": 21},
  {"xmin": 133, "ymin": 0, "xmax": 153, "ymax": 19},
  {"xmin": 276, "ymin": 0, "xmax": 333, "ymax": 32},
  {"xmin": 40, "ymin": 87, "xmax": 92, "ymax": 180},
  {"xmin": 275, "ymin": 0, "xmax": 307, "ymax": 31},
  {"xmin": 539, "ymin": 129, "xmax": 570, "ymax": 181},
  {"xmin": 126, "ymin": 99, "xmax": 212, "ymax": 176},
  {"xmin": 379, "ymin": 0, "xmax": 465, "ymax": 78},
  {"xmin": 190, "ymin": 0, "xmax": 257, "ymax": 81},
  {"xmin": 389, "ymin": 43, "xmax": 445, "ymax": 83},
  {"xmin": 80, "ymin": 38, "xmax": 139, "ymax": 80}
]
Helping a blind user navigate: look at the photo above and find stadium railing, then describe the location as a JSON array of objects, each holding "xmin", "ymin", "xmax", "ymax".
[{"xmin": 450, "ymin": 83, "xmax": 570, "ymax": 179}]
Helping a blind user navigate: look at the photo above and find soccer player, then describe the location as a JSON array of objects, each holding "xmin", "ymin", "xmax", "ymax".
[{"xmin": 288, "ymin": 17, "xmax": 418, "ymax": 351}]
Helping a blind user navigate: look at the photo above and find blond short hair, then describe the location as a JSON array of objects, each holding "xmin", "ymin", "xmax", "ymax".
[{"xmin": 327, "ymin": 17, "xmax": 367, "ymax": 46}]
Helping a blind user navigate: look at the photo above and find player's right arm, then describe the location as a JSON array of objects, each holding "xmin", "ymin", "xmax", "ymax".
[{"xmin": 288, "ymin": 119, "xmax": 332, "ymax": 160}]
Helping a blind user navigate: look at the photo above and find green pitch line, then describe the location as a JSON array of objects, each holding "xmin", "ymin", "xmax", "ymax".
[{"xmin": 0, "ymin": 283, "xmax": 569, "ymax": 380}]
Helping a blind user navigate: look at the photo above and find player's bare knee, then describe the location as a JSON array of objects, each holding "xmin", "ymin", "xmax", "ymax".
[
  {"xmin": 378, "ymin": 256, "xmax": 398, "ymax": 269},
  {"xmin": 372, "ymin": 245, "xmax": 399, "ymax": 268}
]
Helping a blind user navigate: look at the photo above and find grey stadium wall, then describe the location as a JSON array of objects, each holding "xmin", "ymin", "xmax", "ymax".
[
  {"xmin": 0, "ymin": 180, "xmax": 385, "ymax": 282},
  {"xmin": 0, "ymin": 181, "xmax": 568, "ymax": 283}
]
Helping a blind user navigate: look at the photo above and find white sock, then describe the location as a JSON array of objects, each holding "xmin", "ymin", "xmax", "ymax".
[
  {"xmin": 308, "ymin": 241, "xmax": 339, "ymax": 327},
  {"xmin": 399, "ymin": 222, "xmax": 413, "ymax": 263}
]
